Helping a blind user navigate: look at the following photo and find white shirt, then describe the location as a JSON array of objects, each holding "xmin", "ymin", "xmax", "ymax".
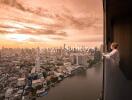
[{"xmin": 105, "ymin": 49, "xmax": 120, "ymax": 66}]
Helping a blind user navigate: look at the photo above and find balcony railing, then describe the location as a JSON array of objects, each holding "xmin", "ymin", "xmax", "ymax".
[{"xmin": 103, "ymin": 57, "xmax": 121, "ymax": 100}]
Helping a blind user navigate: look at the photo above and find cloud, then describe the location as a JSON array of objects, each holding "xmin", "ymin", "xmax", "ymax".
[
  {"xmin": 0, "ymin": 0, "xmax": 103, "ymax": 47},
  {"xmin": 0, "ymin": 19, "xmax": 68, "ymax": 37},
  {"xmin": 0, "ymin": 0, "xmax": 26, "ymax": 11},
  {"xmin": 22, "ymin": 36, "xmax": 65, "ymax": 43},
  {"xmin": 26, "ymin": 38, "xmax": 45, "ymax": 42},
  {"xmin": 0, "ymin": 27, "xmax": 68, "ymax": 37},
  {"xmin": 75, "ymin": 35, "xmax": 103, "ymax": 42},
  {"xmin": 0, "ymin": 0, "xmax": 102, "ymax": 30},
  {"xmin": 49, "ymin": 37, "xmax": 65, "ymax": 40}
]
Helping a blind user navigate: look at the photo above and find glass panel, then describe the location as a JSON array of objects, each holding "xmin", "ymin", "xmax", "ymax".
[{"xmin": 0, "ymin": 0, "xmax": 103, "ymax": 100}]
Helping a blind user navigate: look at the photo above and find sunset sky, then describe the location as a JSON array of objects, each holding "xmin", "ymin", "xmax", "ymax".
[{"xmin": 0, "ymin": 0, "xmax": 103, "ymax": 48}]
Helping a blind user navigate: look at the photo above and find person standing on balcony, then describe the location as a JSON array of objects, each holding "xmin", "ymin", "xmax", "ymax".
[
  {"xmin": 97, "ymin": 43, "xmax": 120, "ymax": 100},
  {"xmin": 104, "ymin": 42, "xmax": 120, "ymax": 66}
]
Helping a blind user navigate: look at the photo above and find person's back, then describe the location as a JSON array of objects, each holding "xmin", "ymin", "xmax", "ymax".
[
  {"xmin": 104, "ymin": 42, "xmax": 120, "ymax": 66},
  {"xmin": 108, "ymin": 49, "xmax": 120, "ymax": 66}
]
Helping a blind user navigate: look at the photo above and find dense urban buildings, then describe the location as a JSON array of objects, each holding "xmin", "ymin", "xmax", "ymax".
[{"xmin": 0, "ymin": 44, "xmax": 102, "ymax": 100}]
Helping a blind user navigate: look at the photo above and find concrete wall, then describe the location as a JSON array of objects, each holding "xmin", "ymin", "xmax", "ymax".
[
  {"xmin": 113, "ymin": 17, "xmax": 132, "ymax": 79},
  {"xmin": 104, "ymin": 0, "xmax": 132, "ymax": 80},
  {"xmin": 104, "ymin": 0, "xmax": 132, "ymax": 100}
]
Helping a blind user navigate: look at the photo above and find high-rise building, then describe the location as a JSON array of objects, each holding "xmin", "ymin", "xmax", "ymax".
[
  {"xmin": 70, "ymin": 53, "xmax": 88, "ymax": 66},
  {"xmin": 64, "ymin": 44, "xmax": 66, "ymax": 50},
  {"xmin": 34, "ymin": 47, "xmax": 41, "ymax": 72}
]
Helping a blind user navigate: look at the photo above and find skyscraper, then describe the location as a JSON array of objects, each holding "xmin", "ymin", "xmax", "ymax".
[{"xmin": 35, "ymin": 47, "xmax": 40, "ymax": 72}]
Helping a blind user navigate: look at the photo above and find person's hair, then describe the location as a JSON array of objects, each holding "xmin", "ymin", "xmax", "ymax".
[{"xmin": 111, "ymin": 42, "xmax": 119, "ymax": 49}]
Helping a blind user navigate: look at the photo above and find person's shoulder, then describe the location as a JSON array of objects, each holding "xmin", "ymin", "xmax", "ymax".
[
  {"xmin": 113, "ymin": 49, "xmax": 118, "ymax": 52},
  {"xmin": 113, "ymin": 49, "xmax": 119, "ymax": 54}
]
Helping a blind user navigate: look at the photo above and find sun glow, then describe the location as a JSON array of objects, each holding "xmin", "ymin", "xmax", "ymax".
[{"xmin": 5, "ymin": 34, "xmax": 31, "ymax": 42}]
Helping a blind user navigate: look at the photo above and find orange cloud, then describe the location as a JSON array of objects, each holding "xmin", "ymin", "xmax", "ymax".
[{"xmin": 0, "ymin": 0, "xmax": 103, "ymax": 48}]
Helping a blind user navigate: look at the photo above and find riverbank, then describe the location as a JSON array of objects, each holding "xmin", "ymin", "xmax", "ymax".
[{"xmin": 37, "ymin": 62, "xmax": 103, "ymax": 100}]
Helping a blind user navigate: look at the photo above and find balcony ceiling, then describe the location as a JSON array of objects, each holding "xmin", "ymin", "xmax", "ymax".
[{"xmin": 106, "ymin": 0, "xmax": 132, "ymax": 18}]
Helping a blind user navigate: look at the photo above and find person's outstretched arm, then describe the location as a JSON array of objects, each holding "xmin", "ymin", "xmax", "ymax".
[{"xmin": 103, "ymin": 50, "xmax": 117, "ymax": 58}]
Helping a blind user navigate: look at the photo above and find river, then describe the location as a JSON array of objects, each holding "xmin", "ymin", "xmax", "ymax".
[{"xmin": 38, "ymin": 62, "xmax": 103, "ymax": 100}]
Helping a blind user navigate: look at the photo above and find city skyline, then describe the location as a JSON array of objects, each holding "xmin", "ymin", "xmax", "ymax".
[{"xmin": 0, "ymin": 0, "xmax": 103, "ymax": 48}]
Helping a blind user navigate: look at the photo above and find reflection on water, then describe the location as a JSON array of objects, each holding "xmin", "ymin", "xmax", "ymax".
[
  {"xmin": 75, "ymin": 70, "xmax": 87, "ymax": 77},
  {"xmin": 38, "ymin": 62, "xmax": 103, "ymax": 100}
]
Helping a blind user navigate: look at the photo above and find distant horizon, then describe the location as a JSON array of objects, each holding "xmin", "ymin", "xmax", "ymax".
[{"xmin": 0, "ymin": 43, "xmax": 103, "ymax": 49}]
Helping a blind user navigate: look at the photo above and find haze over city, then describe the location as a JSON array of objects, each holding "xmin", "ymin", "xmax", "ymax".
[{"xmin": 0, "ymin": 0, "xmax": 103, "ymax": 48}]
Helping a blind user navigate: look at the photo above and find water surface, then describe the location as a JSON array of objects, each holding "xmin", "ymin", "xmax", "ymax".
[{"xmin": 38, "ymin": 63, "xmax": 103, "ymax": 100}]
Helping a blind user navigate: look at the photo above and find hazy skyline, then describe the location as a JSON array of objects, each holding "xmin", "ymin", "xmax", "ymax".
[{"xmin": 0, "ymin": 0, "xmax": 103, "ymax": 48}]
